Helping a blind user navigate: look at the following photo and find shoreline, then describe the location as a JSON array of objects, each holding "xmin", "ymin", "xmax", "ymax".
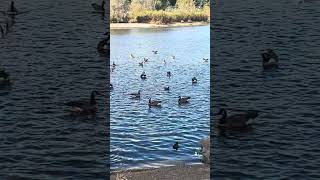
[
  {"xmin": 110, "ymin": 22, "xmax": 209, "ymax": 30},
  {"xmin": 111, "ymin": 164, "xmax": 209, "ymax": 180}
]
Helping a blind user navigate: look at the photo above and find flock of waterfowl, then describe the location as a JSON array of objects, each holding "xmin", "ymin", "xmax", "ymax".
[
  {"xmin": 215, "ymin": 49, "xmax": 279, "ymax": 129},
  {"xmin": 110, "ymin": 50, "xmax": 209, "ymax": 109}
]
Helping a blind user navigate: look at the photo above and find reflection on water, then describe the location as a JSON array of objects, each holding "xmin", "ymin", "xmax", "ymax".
[
  {"xmin": 111, "ymin": 26, "xmax": 210, "ymax": 169},
  {"xmin": 212, "ymin": 0, "xmax": 320, "ymax": 179},
  {"xmin": 0, "ymin": 0, "xmax": 108, "ymax": 178}
]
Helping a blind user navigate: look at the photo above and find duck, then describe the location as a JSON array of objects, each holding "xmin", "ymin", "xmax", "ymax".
[
  {"xmin": 164, "ymin": 86, "xmax": 170, "ymax": 91},
  {"xmin": 173, "ymin": 142, "xmax": 179, "ymax": 151},
  {"xmin": 152, "ymin": 50, "xmax": 158, "ymax": 54},
  {"xmin": 148, "ymin": 98, "xmax": 161, "ymax": 107},
  {"xmin": 129, "ymin": 90, "xmax": 141, "ymax": 99},
  {"xmin": 130, "ymin": 54, "xmax": 135, "ymax": 59},
  {"xmin": 91, "ymin": 0, "xmax": 105, "ymax": 12},
  {"xmin": 178, "ymin": 96, "xmax": 190, "ymax": 104},
  {"xmin": 140, "ymin": 71, "xmax": 147, "ymax": 80},
  {"xmin": 192, "ymin": 77, "xmax": 197, "ymax": 84},
  {"xmin": 262, "ymin": 49, "xmax": 279, "ymax": 69},
  {"xmin": 167, "ymin": 71, "xmax": 171, "ymax": 78},
  {"xmin": 203, "ymin": 58, "xmax": 209, "ymax": 62},
  {"xmin": 215, "ymin": 108, "xmax": 259, "ymax": 128},
  {"xmin": 65, "ymin": 91, "xmax": 105, "ymax": 115},
  {"xmin": 0, "ymin": 69, "xmax": 10, "ymax": 85}
]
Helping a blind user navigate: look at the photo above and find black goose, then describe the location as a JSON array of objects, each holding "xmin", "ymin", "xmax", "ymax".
[
  {"xmin": 164, "ymin": 86, "xmax": 170, "ymax": 91},
  {"xmin": 167, "ymin": 71, "xmax": 171, "ymax": 78},
  {"xmin": 215, "ymin": 108, "xmax": 259, "ymax": 128},
  {"xmin": 262, "ymin": 49, "xmax": 279, "ymax": 69},
  {"xmin": 91, "ymin": 0, "xmax": 105, "ymax": 12},
  {"xmin": 129, "ymin": 90, "xmax": 141, "ymax": 99},
  {"xmin": 148, "ymin": 98, "xmax": 161, "ymax": 107},
  {"xmin": 97, "ymin": 38, "xmax": 109, "ymax": 54},
  {"xmin": 192, "ymin": 77, "xmax": 197, "ymax": 84},
  {"xmin": 140, "ymin": 71, "xmax": 147, "ymax": 80},
  {"xmin": 65, "ymin": 91, "xmax": 104, "ymax": 114},
  {"xmin": 173, "ymin": 142, "xmax": 179, "ymax": 151},
  {"xmin": 178, "ymin": 96, "xmax": 190, "ymax": 104},
  {"xmin": 0, "ymin": 69, "xmax": 10, "ymax": 85}
]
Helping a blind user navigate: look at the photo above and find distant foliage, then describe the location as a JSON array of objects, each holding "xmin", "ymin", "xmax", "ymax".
[{"xmin": 110, "ymin": 0, "xmax": 210, "ymax": 23}]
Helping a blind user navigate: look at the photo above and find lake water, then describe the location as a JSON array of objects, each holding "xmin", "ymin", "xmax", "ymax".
[
  {"xmin": 110, "ymin": 25, "xmax": 210, "ymax": 169},
  {"xmin": 212, "ymin": 0, "xmax": 320, "ymax": 179},
  {"xmin": 0, "ymin": 0, "xmax": 108, "ymax": 179}
]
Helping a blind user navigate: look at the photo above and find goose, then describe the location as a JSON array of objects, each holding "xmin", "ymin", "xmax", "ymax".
[
  {"xmin": 192, "ymin": 77, "xmax": 197, "ymax": 84},
  {"xmin": 139, "ymin": 62, "xmax": 144, "ymax": 67},
  {"xmin": 140, "ymin": 71, "xmax": 147, "ymax": 80},
  {"xmin": 171, "ymin": 55, "xmax": 175, "ymax": 60},
  {"xmin": 262, "ymin": 49, "xmax": 279, "ymax": 69},
  {"xmin": 148, "ymin": 98, "xmax": 161, "ymax": 107},
  {"xmin": 112, "ymin": 61, "xmax": 116, "ymax": 67},
  {"xmin": 65, "ymin": 91, "xmax": 105, "ymax": 115},
  {"xmin": 163, "ymin": 59, "xmax": 166, "ymax": 64},
  {"xmin": 178, "ymin": 96, "xmax": 190, "ymax": 104},
  {"xmin": 109, "ymin": 83, "xmax": 113, "ymax": 90},
  {"xmin": 152, "ymin": 50, "xmax": 158, "ymax": 54},
  {"xmin": 173, "ymin": 142, "xmax": 179, "ymax": 151},
  {"xmin": 91, "ymin": 0, "xmax": 105, "ymax": 12},
  {"xmin": 0, "ymin": 25, "xmax": 4, "ymax": 38},
  {"xmin": 215, "ymin": 108, "xmax": 259, "ymax": 128},
  {"xmin": 129, "ymin": 90, "xmax": 141, "ymax": 99},
  {"xmin": 130, "ymin": 54, "xmax": 135, "ymax": 59},
  {"xmin": 97, "ymin": 38, "xmax": 108, "ymax": 54},
  {"xmin": 203, "ymin": 58, "xmax": 209, "ymax": 62},
  {"xmin": 0, "ymin": 70, "xmax": 10, "ymax": 85},
  {"xmin": 167, "ymin": 71, "xmax": 171, "ymax": 78},
  {"xmin": 164, "ymin": 86, "xmax": 170, "ymax": 91},
  {"xmin": 7, "ymin": 1, "xmax": 18, "ymax": 14},
  {"xmin": 143, "ymin": 58, "xmax": 148, "ymax": 62}
]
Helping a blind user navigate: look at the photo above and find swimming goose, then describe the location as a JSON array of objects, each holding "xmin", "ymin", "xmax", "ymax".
[
  {"xmin": 0, "ymin": 25, "xmax": 4, "ymax": 38},
  {"xmin": 65, "ymin": 91, "xmax": 105, "ymax": 114},
  {"xmin": 7, "ymin": 1, "xmax": 18, "ymax": 14},
  {"xmin": 215, "ymin": 108, "xmax": 259, "ymax": 128},
  {"xmin": 164, "ymin": 86, "xmax": 170, "ymax": 91},
  {"xmin": 97, "ymin": 38, "xmax": 108, "ymax": 54},
  {"xmin": 91, "ymin": 0, "xmax": 105, "ymax": 12},
  {"xmin": 192, "ymin": 77, "xmax": 197, "ymax": 84},
  {"xmin": 178, "ymin": 96, "xmax": 190, "ymax": 104},
  {"xmin": 152, "ymin": 50, "xmax": 158, "ymax": 54},
  {"xmin": 262, "ymin": 49, "xmax": 279, "ymax": 69},
  {"xmin": 148, "ymin": 98, "xmax": 161, "ymax": 107},
  {"xmin": 129, "ymin": 90, "xmax": 141, "ymax": 99},
  {"xmin": 143, "ymin": 58, "xmax": 148, "ymax": 62},
  {"xmin": 167, "ymin": 71, "xmax": 171, "ymax": 78},
  {"xmin": 112, "ymin": 61, "xmax": 116, "ymax": 67},
  {"xmin": 130, "ymin": 54, "xmax": 135, "ymax": 59},
  {"xmin": 0, "ymin": 70, "xmax": 10, "ymax": 85},
  {"xmin": 140, "ymin": 71, "xmax": 147, "ymax": 80},
  {"xmin": 163, "ymin": 60, "xmax": 166, "ymax": 64},
  {"xmin": 203, "ymin": 58, "xmax": 209, "ymax": 62},
  {"xmin": 139, "ymin": 62, "xmax": 144, "ymax": 67},
  {"xmin": 173, "ymin": 142, "xmax": 179, "ymax": 151},
  {"xmin": 171, "ymin": 55, "xmax": 175, "ymax": 60}
]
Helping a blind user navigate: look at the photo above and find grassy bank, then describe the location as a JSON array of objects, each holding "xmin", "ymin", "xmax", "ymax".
[
  {"xmin": 129, "ymin": 8, "xmax": 209, "ymax": 24},
  {"xmin": 111, "ymin": 0, "xmax": 210, "ymax": 24}
]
